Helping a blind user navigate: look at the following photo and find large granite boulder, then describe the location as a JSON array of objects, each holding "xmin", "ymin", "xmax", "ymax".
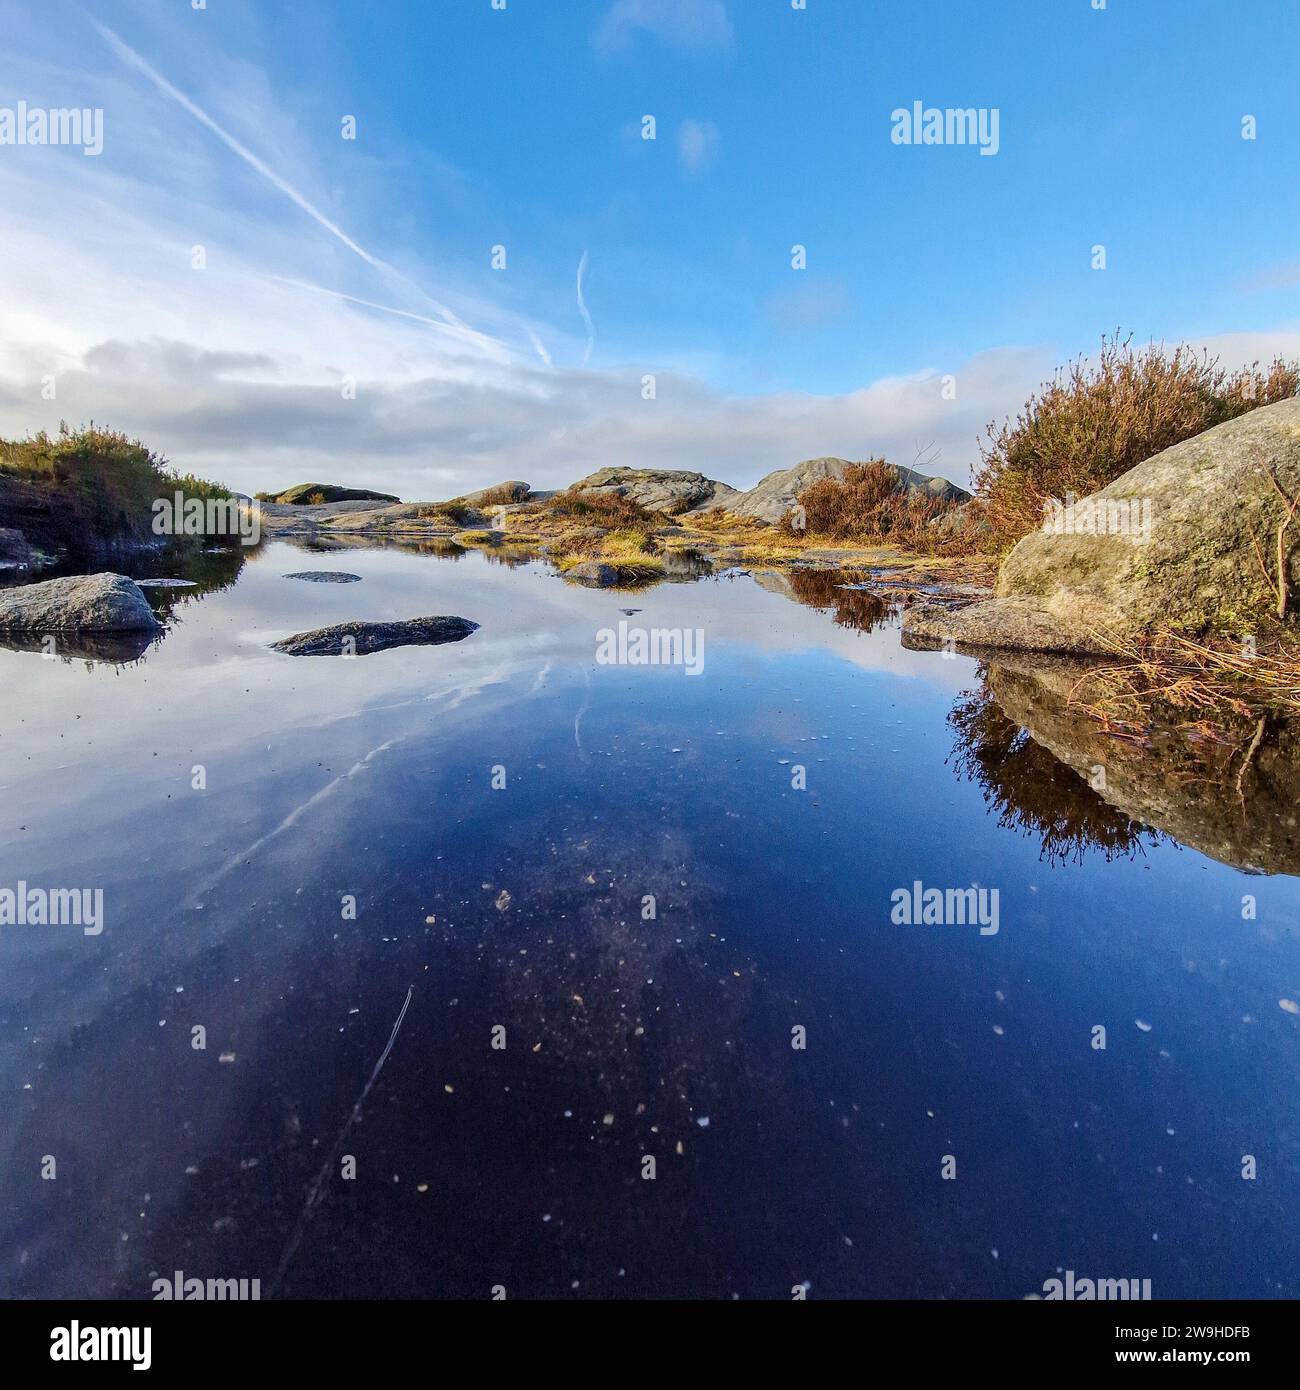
[
  {"xmin": 0, "ymin": 573, "xmax": 161, "ymax": 632},
  {"xmin": 905, "ymin": 398, "xmax": 1300, "ymax": 655},
  {"xmin": 725, "ymin": 457, "xmax": 970, "ymax": 525},
  {"xmin": 570, "ymin": 468, "xmax": 739, "ymax": 515}
]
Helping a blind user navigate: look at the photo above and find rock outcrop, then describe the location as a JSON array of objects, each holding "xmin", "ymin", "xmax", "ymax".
[
  {"xmin": 904, "ymin": 398, "xmax": 1300, "ymax": 655},
  {"xmin": 270, "ymin": 615, "xmax": 478, "ymax": 656},
  {"xmin": 453, "ymin": 481, "xmax": 531, "ymax": 507},
  {"xmin": 724, "ymin": 457, "xmax": 970, "ymax": 525},
  {"xmin": 0, "ymin": 573, "xmax": 162, "ymax": 632},
  {"xmin": 0, "ymin": 472, "xmax": 146, "ymax": 565},
  {"xmin": 569, "ymin": 468, "xmax": 739, "ymax": 515},
  {"xmin": 272, "ymin": 484, "xmax": 401, "ymax": 505}
]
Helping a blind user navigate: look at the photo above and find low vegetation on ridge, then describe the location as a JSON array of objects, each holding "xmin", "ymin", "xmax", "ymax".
[{"xmin": 1, "ymin": 423, "xmax": 237, "ymax": 552}]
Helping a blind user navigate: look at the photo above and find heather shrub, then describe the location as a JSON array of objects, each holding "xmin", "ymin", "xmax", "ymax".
[
  {"xmin": 779, "ymin": 459, "xmax": 966, "ymax": 553},
  {"xmin": 975, "ymin": 336, "xmax": 1300, "ymax": 551}
]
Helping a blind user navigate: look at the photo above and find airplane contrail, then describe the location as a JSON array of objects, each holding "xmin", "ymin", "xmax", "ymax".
[
  {"xmin": 576, "ymin": 251, "xmax": 595, "ymax": 365},
  {"xmin": 94, "ymin": 21, "xmax": 391, "ymax": 274},
  {"xmin": 95, "ymin": 22, "xmax": 541, "ymax": 368},
  {"xmin": 266, "ymin": 275, "xmax": 510, "ymax": 360}
]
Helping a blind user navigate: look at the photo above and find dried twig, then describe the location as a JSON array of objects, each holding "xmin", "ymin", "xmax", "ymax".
[{"xmin": 1263, "ymin": 464, "xmax": 1300, "ymax": 620}]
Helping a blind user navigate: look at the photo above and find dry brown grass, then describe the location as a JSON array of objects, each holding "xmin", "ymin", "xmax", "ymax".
[
  {"xmin": 679, "ymin": 508, "xmax": 768, "ymax": 533},
  {"xmin": 537, "ymin": 487, "xmax": 660, "ymax": 528},
  {"xmin": 975, "ymin": 335, "xmax": 1300, "ymax": 551},
  {"xmin": 467, "ymin": 483, "xmax": 525, "ymax": 508},
  {"xmin": 1, "ymin": 423, "xmax": 237, "ymax": 545},
  {"xmin": 1067, "ymin": 631, "xmax": 1300, "ymax": 729}
]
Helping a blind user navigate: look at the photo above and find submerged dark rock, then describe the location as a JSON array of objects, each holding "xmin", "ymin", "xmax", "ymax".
[
  {"xmin": 269, "ymin": 615, "xmax": 478, "ymax": 656},
  {"xmin": 283, "ymin": 571, "xmax": 363, "ymax": 583}
]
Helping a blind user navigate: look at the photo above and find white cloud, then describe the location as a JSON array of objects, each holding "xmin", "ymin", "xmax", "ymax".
[
  {"xmin": 92, "ymin": 22, "xmax": 386, "ymax": 274},
  {"xmin": 0, "ymin": 322, "xmax": 1053, "ymax": 499},
  {"xmin": 593, "ymin": 0, "xmax": 734, "ymax": 54},
  {"xmin": 676, "ymin": 119, "xmax": 721, "ymax": 178}
]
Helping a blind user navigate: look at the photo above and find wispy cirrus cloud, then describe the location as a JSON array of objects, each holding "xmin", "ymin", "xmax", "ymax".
[
  {"xmin": 89, "ymin": 19, "xmax": 512, "ymax": 362},
  {"xmin": 592, "ymin": 0, "xmax": 734, "ymax": 55}
]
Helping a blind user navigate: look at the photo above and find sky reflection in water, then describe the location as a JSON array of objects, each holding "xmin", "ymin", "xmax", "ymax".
[{"xmin": 1, "ymin": 542, "xmax": 1298, "ymax": 1299}]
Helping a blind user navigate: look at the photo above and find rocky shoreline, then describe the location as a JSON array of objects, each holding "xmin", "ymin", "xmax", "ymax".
[{"xmin": 9, "ymin": 402, "xmax": 1300, "ymax": 676}]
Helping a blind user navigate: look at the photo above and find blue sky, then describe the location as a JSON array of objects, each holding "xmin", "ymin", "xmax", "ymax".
[{"xmin": 1, "ymin": 0, "xmax": 1298, "ymax": 496}]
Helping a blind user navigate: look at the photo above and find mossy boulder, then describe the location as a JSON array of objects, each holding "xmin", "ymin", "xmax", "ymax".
[
  {"xmin": 561, "ymin": 560, "xmax": 621, "ymax": 587},
  {"xmin": 905, "ymin": 398, "xmax": 1300, "ymax": 654}
]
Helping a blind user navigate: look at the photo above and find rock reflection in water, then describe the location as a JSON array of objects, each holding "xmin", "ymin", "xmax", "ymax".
[
  {"xmin": 952, "ymin": 654, "xmax": 1300, "ymax": 876},
  {"xmin": 0, "ymin": 546, "xmax": 248, "ymax": 666},
  {"xmin": 478, "ymin": 543, "xmax": 541, "ymax": 568},
  {"xmin": 948, "ymin": 683, "xmax": 1161, "ymax": 867},
  {"xmin": 286, "ymin": 535, "xmax": 469, "ymax": 561},
  {"xmin": 0, "ymin": 627, "xmax": 161, "ymax": 666}
]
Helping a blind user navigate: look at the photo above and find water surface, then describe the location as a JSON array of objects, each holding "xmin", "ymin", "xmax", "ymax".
[{"xmin": 2, "ymin": 541, "xmax": 1298, "ymax": 1299}]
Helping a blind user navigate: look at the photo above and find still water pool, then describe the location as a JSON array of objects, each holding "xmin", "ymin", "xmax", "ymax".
[{"xmin": 1, "ymin": 540, "xmax": 1297, "ymax": 1298}]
